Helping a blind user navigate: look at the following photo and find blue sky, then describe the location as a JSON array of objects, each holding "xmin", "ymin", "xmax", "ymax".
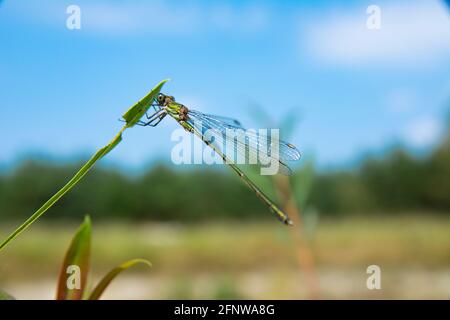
[{"xmin": 0, "ymin": 0, "xmax": 449, "ymax": 170}]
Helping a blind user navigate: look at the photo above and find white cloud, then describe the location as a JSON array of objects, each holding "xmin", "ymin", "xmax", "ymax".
[
  {"xmin": 403, "ymin": 116, "xmax": 444, "ymax": 147},
  {"xmin": 303, "ymin": 1, "xmax": 450, "ymax": 67},
  {"xmin": 81, "ymin": 3, "xmax": 201, "ymax": 36},
  {"xmin": 12, "ymin": 1, "xmax": 270, "ymax": 36},
  {"xmin": 209, "ymin": 4, "xmax": 270, "ymax": 32}
]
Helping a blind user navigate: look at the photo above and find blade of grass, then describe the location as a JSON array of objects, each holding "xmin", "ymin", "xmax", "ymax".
[
  {"xmin": 56, "ymin": 215, "xmax": 91, "ymax": 300},
  {"xmin": 0, "ymin": 79, "xmax": 169, "ymax": 251},
  {"xmin": 87, "ymin": 259, "xmax": 151, "ymax": 300}
]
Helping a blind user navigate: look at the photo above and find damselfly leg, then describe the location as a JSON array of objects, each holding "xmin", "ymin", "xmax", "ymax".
[{"xmin": 137, "ymin": 109, "xmax": 167, "ymax": 127}]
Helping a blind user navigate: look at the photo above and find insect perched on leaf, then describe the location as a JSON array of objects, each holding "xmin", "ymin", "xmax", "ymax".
[{"xmin": 133, "ymin": 93, "xmax": 301, "ymax": 225}]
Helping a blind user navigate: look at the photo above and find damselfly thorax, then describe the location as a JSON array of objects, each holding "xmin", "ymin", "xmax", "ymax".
[{"xmin": 156, "ymin": 94, "xmax": 190, "ymax": 123}]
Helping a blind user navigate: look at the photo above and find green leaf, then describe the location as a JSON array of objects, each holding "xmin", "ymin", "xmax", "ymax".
[
  {"xmin": 122, "ymin": 79, "xmax": 169, "ymax": 128},
  {"xmin": 88, "ymin": 259, "xmax": 151, "ymax": 300},
  {"xmin": 0, "ymin": 79, "xmax": 168, "ymax": 251},
  {"xmin": 56, "ymin": 216, "xmax": 91, "ymax": 300},
  {"xmin": 0, "ymin": 289, "xmax": 15, "ymax": 300}
]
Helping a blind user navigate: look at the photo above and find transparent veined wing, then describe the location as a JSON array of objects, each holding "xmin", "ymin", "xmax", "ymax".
[
  {"xmin": 188, "ymin": 110, "xmax": 243, "ymax": 128},
  {"xmin": 186, "ymin": 109, "xmax": 301, "ymax": 175},
  {"xmin": 187, "ymin": 109, "xmax": 301, "ymax": 161}
]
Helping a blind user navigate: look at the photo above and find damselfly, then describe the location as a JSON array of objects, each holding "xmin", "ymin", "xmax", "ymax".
[{"xmin": 134, "ymin": 93, "xmax": 301, "ymax": 225}]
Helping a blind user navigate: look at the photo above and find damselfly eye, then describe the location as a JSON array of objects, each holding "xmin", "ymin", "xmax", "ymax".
[{"xmin": 157, "ymin": 94, "xmax": 164, "ymax": 103}]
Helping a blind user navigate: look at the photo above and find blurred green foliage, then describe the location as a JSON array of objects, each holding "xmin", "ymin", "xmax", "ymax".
[
  {"xmin": 0, "ymin": 163, "xmax": 274, "ymax": 222},
  {"xmin": 0, "ymin": 126, "xmax": 449, "ymax": 221},
  {"xmin": 310, "ymin": 125, "xmax": 450, "ymax": 214}
]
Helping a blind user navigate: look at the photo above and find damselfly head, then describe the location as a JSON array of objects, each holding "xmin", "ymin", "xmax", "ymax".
[
  {"xmin": 156, "ymin": 93, "xmax": 165, "ymax": 105},
  {"xmin": 156, "ymin": 93, "xmax": 175, "ymax": 106}
]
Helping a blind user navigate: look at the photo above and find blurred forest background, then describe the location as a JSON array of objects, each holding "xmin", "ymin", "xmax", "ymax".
[
  {"xmin": 1, "ymin": 119, "xmax": 449, "ymax": 299},
  {"xmin": 1, "ymin": 0, "xmax": 450, "ymax": 300},
  {"xmin": 1, "ymin": 119, "xmax": 449, "ymax": 222}
]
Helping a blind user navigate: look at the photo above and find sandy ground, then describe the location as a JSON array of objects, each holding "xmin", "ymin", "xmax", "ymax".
[{"xmin": 4, "ymin": 268, "xmax": 450, "ymax": 300}]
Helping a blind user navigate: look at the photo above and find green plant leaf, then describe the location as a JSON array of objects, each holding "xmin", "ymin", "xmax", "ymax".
[
  {"xmin": 0, "ymin": 289, "xmax": 15, "ymax": 300},
  {"xmin": 88, "ymin": 259, "xmax": 151, "ymax": 300},
  {"xmin": 56, "ymin": 215, "xmax": 91, "ymax": 300},
  {"xmin": 122, "ymin": 79, "xmax": 169, "ymax": 128},
  {"xmin": 0, "ymin": 79, "xmax": 168, "ymax": 251}
]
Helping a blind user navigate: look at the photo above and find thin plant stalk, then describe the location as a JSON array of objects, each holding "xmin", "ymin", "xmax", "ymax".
[{"xmin": 274, "ymin": 172, "xmax": 320, "ymax": 299}]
